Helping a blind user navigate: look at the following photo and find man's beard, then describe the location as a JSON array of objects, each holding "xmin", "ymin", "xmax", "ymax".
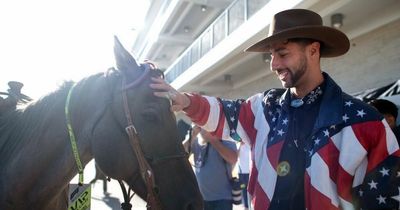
[{"xmin": 276, "ymin": 55, "xmax": 308, "ymax": 88}]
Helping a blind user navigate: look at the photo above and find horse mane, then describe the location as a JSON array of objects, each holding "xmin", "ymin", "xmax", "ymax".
[{"xmin": 0, "ymin": 72, "xmax": 106, "ymax": 165}]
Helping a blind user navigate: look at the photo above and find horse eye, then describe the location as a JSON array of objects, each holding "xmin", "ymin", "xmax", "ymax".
[{"xmin": 141, "ymin": 110, "xmax": 160, "ymax": 122}]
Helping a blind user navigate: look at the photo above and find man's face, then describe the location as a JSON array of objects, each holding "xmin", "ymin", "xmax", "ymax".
[{"xmin": 268, "ymin": 40, "xmax": 309, "ymax": 88}]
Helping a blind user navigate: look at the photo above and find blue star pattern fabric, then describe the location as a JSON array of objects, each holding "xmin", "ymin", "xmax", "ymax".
[
  {"xmin": 353, "ymin": 155, "xmax": 400, "ymax": 209},
  {"xmin": 187, "ymin": 73, "xmax": 400, "ymax": 209},
  {"xmin": 219, "ymin": 98, "xmax": 244, "ymax": 142}
]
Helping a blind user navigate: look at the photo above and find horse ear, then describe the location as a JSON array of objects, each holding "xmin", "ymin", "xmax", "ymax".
[{"xmin": 113, "ymin": 36, "xmax": 140, "ymax": 73}]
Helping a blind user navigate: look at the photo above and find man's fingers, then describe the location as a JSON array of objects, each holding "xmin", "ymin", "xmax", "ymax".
[
  {"xmin": 151, "ymin": 76, "xmax": 164, "ymax": 82},
  {"xmin": 171, "ymin": 104, "xmax": 184, "ymax": 112},
  {"xmin": 150, "ymin": 76, "xmax": 187, "ymax": 112},
  {"xmin": 153, "ymin": 91, "xmax": 170, "ymax": 99},
  {"xmin": 151, "ymin": 77, "xmax": 172, "ymax": 100},
  {"xmin": 150, "ymin": 77, "xmax": 170, "ymax": 90},
  {"xmin": 150, "ymin": 83, "xmax": 169, "ymax": 91}
]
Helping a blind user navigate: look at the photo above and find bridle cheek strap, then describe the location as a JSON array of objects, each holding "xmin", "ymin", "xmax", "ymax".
[{"xmin": 121, "ymin": 77, "xmax": 163, "ymax": 210}]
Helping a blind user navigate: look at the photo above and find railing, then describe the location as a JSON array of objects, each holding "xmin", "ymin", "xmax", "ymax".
[{"xmin": 165, "ymin": 0, "xmax": 270, "ymax": 83}]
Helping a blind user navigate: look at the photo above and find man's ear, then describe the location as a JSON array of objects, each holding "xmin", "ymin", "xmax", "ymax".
[{"xmin": 309, "ymin": 41, "xmax": 321, "ymax": 57}]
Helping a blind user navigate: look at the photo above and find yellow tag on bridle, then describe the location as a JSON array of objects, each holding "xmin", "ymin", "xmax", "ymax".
[{"xmin": 68, "ymin": 184, "xmax": 91, "ymax": 210}]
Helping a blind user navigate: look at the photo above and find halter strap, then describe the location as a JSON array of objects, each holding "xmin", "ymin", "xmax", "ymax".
[
  {"xmin": 123, "ymin": 63, "xmax": 152, "ymax": 90},
  {"xmin": 65, "ymin": 83, "xmax": 85, "ymax": 186}
]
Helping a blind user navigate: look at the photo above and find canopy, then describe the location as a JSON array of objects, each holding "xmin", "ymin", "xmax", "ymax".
[
  {"xmin": 353, "ymin": 80, "xmax": 400, "ymax": 103},
  {"xmin": 353, "ymin": 79, "xmax": 400, "ymax": 124}
]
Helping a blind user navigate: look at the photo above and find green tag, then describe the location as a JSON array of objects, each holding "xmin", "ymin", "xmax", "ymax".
[{"xmin": 68, "ymin": 184, "xmax": 91, "ymax": 210}]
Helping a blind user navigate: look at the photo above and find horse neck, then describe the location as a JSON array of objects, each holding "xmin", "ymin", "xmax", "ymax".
[{"xmin": 0, "ymin": 81, "xmax": 102, "ymax": 208}]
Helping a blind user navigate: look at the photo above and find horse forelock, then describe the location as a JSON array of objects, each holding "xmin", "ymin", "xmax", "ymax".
[{"xmin": 120, "ymin": 62, "xmax": 164, "ymax": 90}]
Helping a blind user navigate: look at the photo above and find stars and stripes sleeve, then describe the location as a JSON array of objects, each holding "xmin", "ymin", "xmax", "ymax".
[
  {"xmin": 183, "ymin": 93, "xmax": 263, "ymax": 146},
  {"xmin": 350, "ymin": 119, "xmax": 400, "ymax": 209}
]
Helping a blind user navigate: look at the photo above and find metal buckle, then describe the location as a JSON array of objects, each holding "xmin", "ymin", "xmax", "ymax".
[{"xmin": 125, "ymin": 125, "xmax": 137, "ymax": 134}]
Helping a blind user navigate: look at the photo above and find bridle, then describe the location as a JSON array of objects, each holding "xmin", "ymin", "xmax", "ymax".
[
  {"xmin": 116, "ymin": 63, "xmax": 188, "ymax": 210},
  {"xmin": 65, "ymin": 63, "xmax": 188, "ymax": 210},
  {"xmin": 119, "ymin": 65, "xmax": 162, "ymax": 210}
]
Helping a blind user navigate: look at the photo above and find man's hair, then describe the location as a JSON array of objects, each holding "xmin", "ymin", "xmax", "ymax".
[
  {"xmin": 287, "ymin": 38, "xmax": 324, "ymax": 57},
  {"xmin": 369, "ymin": 99, "xmax": 398, "ymax": 119}
]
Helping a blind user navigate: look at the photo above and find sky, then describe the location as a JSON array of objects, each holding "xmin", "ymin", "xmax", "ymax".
[{"xmin": 0, "ymin": 0, "xmax": 150, "ymax": 99}]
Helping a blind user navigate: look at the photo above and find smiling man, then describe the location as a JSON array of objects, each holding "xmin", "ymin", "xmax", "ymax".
[{"xmin": 151, "ymin": 9, "xmax": 400, "ymax": 210}]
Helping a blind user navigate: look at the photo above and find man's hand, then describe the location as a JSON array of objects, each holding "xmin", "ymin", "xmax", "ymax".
[
  {"xmin": 192, "ymin": 125, "xmax": 201, "ymax": 137},
  {"xmin": 150, "ymin": 77, "xmax": 191, "ymax": 112}
]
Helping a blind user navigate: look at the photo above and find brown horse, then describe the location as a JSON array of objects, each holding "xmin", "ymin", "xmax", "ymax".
[{"xmin": 0, "ymin": 37, "xmax": 203, "ymax": 210}]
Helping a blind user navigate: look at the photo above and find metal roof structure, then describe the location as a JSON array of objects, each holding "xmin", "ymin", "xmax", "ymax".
[{"xmin": 132, "ymin": 0, "xmax": 400, "ymax": 98}]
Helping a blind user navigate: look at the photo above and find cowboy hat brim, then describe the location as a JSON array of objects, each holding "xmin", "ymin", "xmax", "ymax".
[{"xmin": 245, "ymin": 25, "xmax": 350, "ymax": 57}]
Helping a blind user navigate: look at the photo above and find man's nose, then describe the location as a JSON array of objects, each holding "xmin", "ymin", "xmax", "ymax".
[{"xmin": 270, "ymin": 55, "xmax": 279, "ymax": 71}]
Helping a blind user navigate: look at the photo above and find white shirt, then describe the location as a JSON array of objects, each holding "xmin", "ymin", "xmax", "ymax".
[{"xmin": 237, "ymin": 143, "xmax": 250, "ymax": 174}]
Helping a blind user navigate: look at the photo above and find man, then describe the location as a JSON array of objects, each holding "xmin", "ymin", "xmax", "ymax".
[
  {"xmin": 369, "ymin": 99, "xmax": 400, "ymax": 141},
  {"xmin": 151, "ymin": 9, "xmax": 400, "ymax": 210},
  {"xmin": 183, "ymin": 125, "xmax": 238, "ymax": 210}
]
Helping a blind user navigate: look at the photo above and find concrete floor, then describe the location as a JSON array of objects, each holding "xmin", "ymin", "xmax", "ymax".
[
  {"xmin": 90, "ymin": 179, "xmax": 247, "ymax": 210},
  {"xmin": 75, "ymin": 160, "xmax": 247, "ymax": 210}
]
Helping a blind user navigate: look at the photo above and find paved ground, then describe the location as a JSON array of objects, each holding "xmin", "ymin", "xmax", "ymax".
[
  {"xmin": 76, "ymin": 160, "xmax": 247, "ymax": 210},
  {"xmin": 91, "ymin": 179, "xmax": 146, "ymax": 210}
]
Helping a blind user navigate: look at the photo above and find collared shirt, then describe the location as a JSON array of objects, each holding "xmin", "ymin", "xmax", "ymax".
[{"xmin": 270, "ymin": 84, "xmax": 325, "ymax": 210}]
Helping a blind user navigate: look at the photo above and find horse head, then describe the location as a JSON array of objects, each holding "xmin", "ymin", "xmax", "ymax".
[{"xmin": 89, "ymin": 36, "xmax": 203, "ymax": 209}]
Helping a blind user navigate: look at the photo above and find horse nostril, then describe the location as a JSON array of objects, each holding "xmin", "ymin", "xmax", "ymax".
[
  {"xmin": 184, "ymin": 203, "xmax": 194, "ymax": 210},
  {"xmin": 152, "ymin": 186, "xmax": 160, "ymax": 195}
]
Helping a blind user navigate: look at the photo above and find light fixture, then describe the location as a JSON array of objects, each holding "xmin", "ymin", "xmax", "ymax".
[
  {"xmin": 263, "ymin": 53, "xmax": 271, "ymax": 63},
  {"xmin": 224, "ymin": 74, "xmax": 232, "ymax": 82},
  {"xmin": 183, "ymin": 26, "xmax": 190, "ymax": 33},
  {"xmin": 201, "ymin": 5, "xmax": 207, "ymax": 12},
  {"xmin": 331, "ymin": 13, "xmax": 344, "ymax": 29}
]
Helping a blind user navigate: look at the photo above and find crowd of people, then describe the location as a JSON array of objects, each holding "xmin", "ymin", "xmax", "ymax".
[{"xmin": 152, "ymin": 8, "xmax": 400, "ymax": 210}]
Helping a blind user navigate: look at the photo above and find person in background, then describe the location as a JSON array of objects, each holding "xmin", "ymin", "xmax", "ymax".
[
  {"xmin": 369, "ymin": 99, "xmax": 400, "ymax": 141},
  {"xmin": 183, "ymin": 125, "xmax": 238, "ymax": 210},
  {"xmin": 0, "ymin": 81, "xmax": 32, "ymax": 115},
  {"xmin": 152, "ymin": 9, "xmax": 400, "ymax": 210},
  {"xmin": 237, "ymin": 142, "xmax": 250, "ymax": 210},
  {"xmin": 177, "ymin": 119, "xmax": 192, "ymax": 142}
]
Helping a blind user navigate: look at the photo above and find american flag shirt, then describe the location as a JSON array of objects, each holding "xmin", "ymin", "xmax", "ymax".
[{"xmin": 184, "ymin": 73, "xmax": 400, "ymax": 210}]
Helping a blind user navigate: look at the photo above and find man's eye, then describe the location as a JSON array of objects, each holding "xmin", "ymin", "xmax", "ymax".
[{"xmin": 279, "ymin": 53, "xmax": 288, "ymax": 57}]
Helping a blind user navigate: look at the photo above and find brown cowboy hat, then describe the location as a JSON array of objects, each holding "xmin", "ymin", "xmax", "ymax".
[{"xmin": 245, "ymin": 9, "xmax": 350, "ymax": 57}]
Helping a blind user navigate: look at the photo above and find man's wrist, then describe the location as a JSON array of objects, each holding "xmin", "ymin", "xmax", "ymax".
[{"xmin": 182, "ymin": 92, "xmax": 193, "ymax": 110}]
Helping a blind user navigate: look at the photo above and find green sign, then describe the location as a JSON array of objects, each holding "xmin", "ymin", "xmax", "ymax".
[{"xmin": 68, "ymin": 184, "xmax": 91, "ymax": 210}]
